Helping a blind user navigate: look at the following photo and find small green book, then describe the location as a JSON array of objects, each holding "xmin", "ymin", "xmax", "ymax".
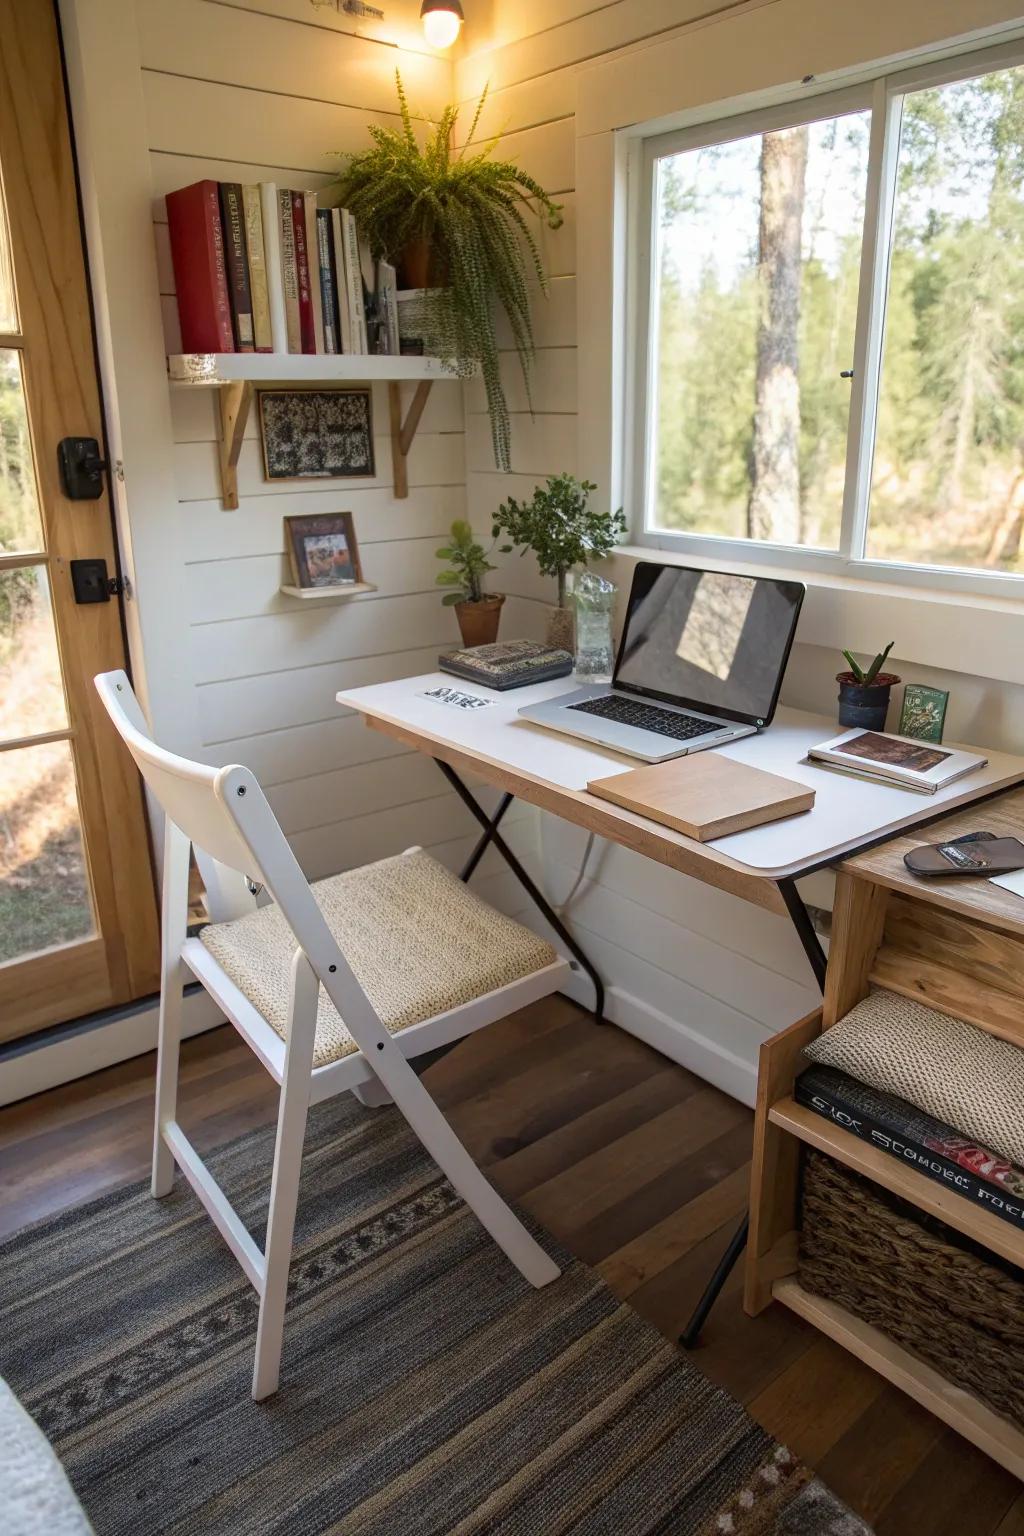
[{"xmin": 438, "ymin": 639, "xmax": 573, "ymax": 691}]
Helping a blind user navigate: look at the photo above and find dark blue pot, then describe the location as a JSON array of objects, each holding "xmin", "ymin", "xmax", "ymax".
[{"xmin": 836, "ymin": 673, "xmax": 899, "ymax": 733}]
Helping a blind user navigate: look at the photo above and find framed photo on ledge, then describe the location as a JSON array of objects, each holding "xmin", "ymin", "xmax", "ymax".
[{"xmin": 284, "ymin": 512, "xmax": 364, "ymax": 590}]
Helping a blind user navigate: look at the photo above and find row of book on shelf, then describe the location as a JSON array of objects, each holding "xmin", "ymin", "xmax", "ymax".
[{"xmin": 166, "ymin": 179, "xmax": 409, "ymax": 359}]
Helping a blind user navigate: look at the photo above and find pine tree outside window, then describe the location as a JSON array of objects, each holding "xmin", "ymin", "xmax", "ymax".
[{"xmin": 634, "ymin": 40, "xmax": 1024, "ymax": 593}]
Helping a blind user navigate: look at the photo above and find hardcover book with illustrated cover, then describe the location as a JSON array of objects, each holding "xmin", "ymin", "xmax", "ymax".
[
  {"xmin": 807, "ymin": 728, "xmax": 986, "ymax": 792},
  {"xmin": 439, "ymin": 640, "xmax": 574, "ymax": 691}
]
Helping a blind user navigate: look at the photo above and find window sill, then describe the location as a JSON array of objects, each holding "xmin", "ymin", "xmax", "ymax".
[{"xmin": 606, "ymin": 544, "xmax": 1024, "ymax": 688}]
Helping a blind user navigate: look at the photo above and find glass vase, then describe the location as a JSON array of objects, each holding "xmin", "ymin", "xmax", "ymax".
[{"xmin": 572, "ymin": 571, "xmax": 616, "ymax": 680}]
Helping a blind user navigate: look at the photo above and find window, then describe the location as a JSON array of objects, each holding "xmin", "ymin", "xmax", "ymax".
[{"xmin": 635, "ymin": 44, "xmax": 1024, "ymax": 588}]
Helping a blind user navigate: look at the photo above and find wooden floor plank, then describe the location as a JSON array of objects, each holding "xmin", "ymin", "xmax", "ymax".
[
  {"xmin": 815, "ymin": 1384, "xmax": 946, "ymax": 1527},
  {"xmin": 874, "ymin": 1428, "xmax": 1020, "ymax": 1536},
  {"xmin": 598, "ymin": 1160, "xmax": 750, "ymax": 1297},
  {"xmin": 994, "ymin": 1493, "xmax": 1024, "ymax": 1536},
  {"xmin": 0, "ymin": 1003, "xmax": 1017, "ymax": 1535},
  {"xmin": 747, "ymin": 1335, "xmax": 886, "ymax": 1466}
]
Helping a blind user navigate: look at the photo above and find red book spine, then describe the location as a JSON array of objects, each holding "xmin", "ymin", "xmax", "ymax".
[
  {"xmin": 165, "ymin": 180, "xmax": 234, "ymax": 353},
  {"xmin": 291, "ymin": 192, "xmax": 315, "ymax": 354}
]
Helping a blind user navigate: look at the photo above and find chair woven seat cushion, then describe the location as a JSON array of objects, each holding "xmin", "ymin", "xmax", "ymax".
[
  {"xmin": 198, "ymin": 849, "xmax": 557, "ymax": 1068},
  {"xmin": 804, "ymin": 988, "xmax": 1024, "ymax": 1168}
]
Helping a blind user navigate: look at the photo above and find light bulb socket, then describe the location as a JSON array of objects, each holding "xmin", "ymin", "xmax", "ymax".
[{"xmin": 420, "ymin": 0, "xmax": 464, "ymax": 19}]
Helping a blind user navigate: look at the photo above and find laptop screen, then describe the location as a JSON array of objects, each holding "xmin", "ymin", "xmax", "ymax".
[{"xmin": 613, "ymin": 563, "xmax": 805, "ymax": 727}]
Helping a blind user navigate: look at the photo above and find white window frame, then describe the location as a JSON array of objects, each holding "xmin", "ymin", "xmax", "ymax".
[{"xmin": 631, "ymin": 37, "xmax": 1024, "ymax": 600}]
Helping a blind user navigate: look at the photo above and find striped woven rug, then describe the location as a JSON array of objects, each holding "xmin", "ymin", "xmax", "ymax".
[{"xmin": 0, "ymin": 1095, "xmax": 869, "ymax": 1535}]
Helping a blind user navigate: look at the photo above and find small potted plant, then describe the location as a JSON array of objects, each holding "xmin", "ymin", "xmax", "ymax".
[
  {"xmin": 493, "ymin": 475, "xmax": 626, "ymax": 651},
  {"xmin": 837, "ymin": 642, "xmax": 901, "ymax": 731},
  {"xmin": 436, "ymin": 519, "xmax": 505, "ymax": 648}
]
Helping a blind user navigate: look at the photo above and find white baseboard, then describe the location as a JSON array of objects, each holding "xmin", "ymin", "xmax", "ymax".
[
  {"xmin": 558, "ymin": 968, "xmax": 758, "ymax": 1108},
  {"xmin": 0, "ymin": 990, "xmax": 225, "ymax": 1108}
]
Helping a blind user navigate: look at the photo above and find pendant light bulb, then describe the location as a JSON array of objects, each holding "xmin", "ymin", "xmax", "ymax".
[{"xmin": 421, "ymin": 0, "xmax": 463, "ymax": 48}]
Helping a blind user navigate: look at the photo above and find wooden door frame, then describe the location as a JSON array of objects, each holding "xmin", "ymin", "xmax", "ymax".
[{"xmin": 0, "ymin": 0, "xmax": 159, "ymax": 1040}]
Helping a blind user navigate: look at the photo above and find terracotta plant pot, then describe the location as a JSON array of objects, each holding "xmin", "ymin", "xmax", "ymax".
[
  {"xmin": 836, "ymin": 671, "xmax": 901, "ymax": 733},
  {"xmin": 399, "ymin": 237, "xmax": 446, "ymax": 291},
  {"xmin": 454, "ymin": 593, "xmax": 505, "ymax": 648},
  {"xmin": 546, "ymin": 605, "xmax": 575, "ymax": 654}
]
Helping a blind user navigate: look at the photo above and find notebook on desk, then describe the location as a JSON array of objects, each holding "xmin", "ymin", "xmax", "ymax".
[{"xmin": 587, "ymin": 752, "xmax": 815, "ymax": 841}]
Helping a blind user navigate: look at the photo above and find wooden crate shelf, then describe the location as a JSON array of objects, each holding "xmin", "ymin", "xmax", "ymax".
[{"xmin": 746, "ymin": 783, "xmax": 1024, "ymax": 1480}]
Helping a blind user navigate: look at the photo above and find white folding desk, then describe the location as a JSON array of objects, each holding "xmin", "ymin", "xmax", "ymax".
[
  {"xmin": 339, "ymin": 672, "xmax": 1024, "ymax": 892},
  {"xmin": 337, "ymin": 671, "xmax": 1024, "ymax": 1336}
]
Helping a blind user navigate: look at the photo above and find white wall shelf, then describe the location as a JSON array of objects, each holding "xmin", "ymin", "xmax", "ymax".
[
  {"xmin": 279, "ymin": 582, "xmax": 378, "ymax": 601},
  {"xmin": 167, "ymin": 353, "xmax": 455, "ymax": 385},
  {"xmin": 166, "ymin": 353, "xmax": 457, "ymax": 508}
]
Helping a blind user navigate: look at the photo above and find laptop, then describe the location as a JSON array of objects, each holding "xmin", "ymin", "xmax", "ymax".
[{"xmin": 519, "ymin": 561, "xmax": 805, "ymax": 763}]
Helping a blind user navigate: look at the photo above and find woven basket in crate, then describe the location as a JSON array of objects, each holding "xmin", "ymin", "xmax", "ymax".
[{"xmin": 799, "ymin": 1149, "xmax": 1024, "ymax": 1429}]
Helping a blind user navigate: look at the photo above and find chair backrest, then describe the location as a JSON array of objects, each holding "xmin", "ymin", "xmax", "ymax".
[
  {"xmin": 95, "ymin": 670, "xmax": 271, "ymax": 887},
  {"xmin": 94, "ymin": 670, "xmax": 391, "ymax": 1053}
]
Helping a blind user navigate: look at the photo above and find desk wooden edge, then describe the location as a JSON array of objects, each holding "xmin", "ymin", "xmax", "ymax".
[{"xmin": 358, "ymin": 710, "xmax": 789, "ymax": 915}]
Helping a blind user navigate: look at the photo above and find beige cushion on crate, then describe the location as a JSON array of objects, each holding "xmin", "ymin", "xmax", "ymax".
[
  {"xmin": 199, "ymin": 849, "xmax": 557, "ymax": 1069},
  {"xmin": 804, "ymin": 989, "xmax": 1024, "ymax": 1168}
]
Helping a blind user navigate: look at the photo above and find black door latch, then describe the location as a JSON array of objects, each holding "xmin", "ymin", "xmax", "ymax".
[
  {"xmin": 58, "ymin": 436, "xmax": 108, "ymax": 499},
  {"xmin": 70, "ymin": 558, "xmax": 124, "ymax": 604}
]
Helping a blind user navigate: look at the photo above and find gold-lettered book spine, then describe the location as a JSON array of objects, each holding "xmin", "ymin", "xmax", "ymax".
[{"xmin": 242, "ymin": 184, "xmax": 272, "ymax": 352}]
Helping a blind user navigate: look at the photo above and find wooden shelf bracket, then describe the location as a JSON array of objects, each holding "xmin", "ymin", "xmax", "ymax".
[
  {"xmin": 217, "ymin": 380, "xmax": 253, "ymax": 511},
  {"xmin": 211, "ymin": 377, "xmax": 434, "ymax": 509},
  {"xmin": 389, "ymin": 379, "xmax": 433, "ymax": 500}
]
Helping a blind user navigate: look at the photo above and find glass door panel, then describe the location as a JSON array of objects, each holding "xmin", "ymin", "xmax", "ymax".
[
  {"xmin": 0, "ymin": 173, "xmax": 16, "ymax": 333},
  {"xmin": 0, "ymin": 740, "xmax": 93, "ymax": 964},
  {"xmin": 0, "ymin": 567, "xmax": 69, "ymax": 740},
  {"xmin": 0, "ymin": 348, "xmax": 44, "ymax": 552}
]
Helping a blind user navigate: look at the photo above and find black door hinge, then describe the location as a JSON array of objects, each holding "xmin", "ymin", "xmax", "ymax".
[{"xmin": 70, "ymin": 558, "xmax": 125, "ymax": 604}]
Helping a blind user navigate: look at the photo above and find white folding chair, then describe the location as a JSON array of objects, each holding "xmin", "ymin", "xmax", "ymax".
[{"xmin": 95, "ymin": 671, "xmax": 566, "ymax": 1400}]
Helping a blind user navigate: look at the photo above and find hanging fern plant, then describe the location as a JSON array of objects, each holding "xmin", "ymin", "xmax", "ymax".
[{"xmin": 331, "ymin": 73, "xmax": 562, "ymax": 472}]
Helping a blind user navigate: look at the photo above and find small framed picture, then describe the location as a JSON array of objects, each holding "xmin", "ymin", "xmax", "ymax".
[
  {"xmin": 898, "ymin": 683, "xmax": 949, "ymax": 744},
  {"xmin": 284, "ymin": 512, "xmax": 363, "ymax": 590},
  {"xmin": 259, "ymin": 388, "xmax": 374, "ymax": 480}
]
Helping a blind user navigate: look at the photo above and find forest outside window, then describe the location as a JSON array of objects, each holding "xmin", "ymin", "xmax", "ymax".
[{"xmin": 637, "ymin": 44, "xmax": 1024, "ymax": 588}]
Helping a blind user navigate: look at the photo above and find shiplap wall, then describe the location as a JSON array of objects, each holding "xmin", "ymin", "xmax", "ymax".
[
  {"xmin": 452, "ymin": 3, "xmax": 842, "ymax": 1101},
  {"xmin": 135, "ymin": 0, "xmax": 543, "ymax": 901}
]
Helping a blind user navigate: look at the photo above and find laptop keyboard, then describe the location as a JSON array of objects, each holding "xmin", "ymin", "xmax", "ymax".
[{"xmin": 567, "ymin": 694, "xmax": 715, "ymax": 741}]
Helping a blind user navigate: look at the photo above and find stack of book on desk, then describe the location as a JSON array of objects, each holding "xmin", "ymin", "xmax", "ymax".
[
  {"xmin": 807, "ymin": 729, "xmax": 987, "ymax": 794},
  {"xmin": 438, "ymin": 640, "xmax": 574, "ymax": 691}
]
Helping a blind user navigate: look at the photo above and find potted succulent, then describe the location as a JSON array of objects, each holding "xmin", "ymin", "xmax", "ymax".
[
  {"xmin": 331, "ymin": 74, "xmax": 562, "ymax": 473},
  {"xmin": 436, "ymin": 519, "xmax": 505, "ymax": 648},
  {"xmin": 837, "ymin": 642, "xmax": 901, "ymax": 731},
  {"xmin": 493, "ymin": 474, "xmax": 626, "ymax": 651}
]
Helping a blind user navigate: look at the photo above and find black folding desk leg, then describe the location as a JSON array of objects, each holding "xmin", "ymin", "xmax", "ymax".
[
  {"xmin": 435, "ymin": 758, "xmax": 606, "ymax": 1022},
  {"xmin": 679, "ymin": 875, "xmax": 828, "ymax": 1349}
]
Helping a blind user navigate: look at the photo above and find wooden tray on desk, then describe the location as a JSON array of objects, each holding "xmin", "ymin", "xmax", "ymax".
[{"xmin": 587, "ymin": 752, "xmax": 815, "ymax": 841}]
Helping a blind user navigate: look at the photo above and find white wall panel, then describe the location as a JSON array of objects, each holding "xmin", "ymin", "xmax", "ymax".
[
  {"xmin": 178, "ymin": 484, "xmax": 464, "ymax": 563},
  {"xmin": 190, "ymin": 590, "xmax": 457, "ymax": 684},
  {"xmin": 137, "ymin": 0, "xmax": 450, "ymax": 115},
  {"xmin": 142, "ymin": 73, "xmax": 394, "ymax": 170},
  {"xmin": 203, "ymin": 713, "xmax": 412, "ymax": 787},
  {"xmin": 196, "ymin": 644, "xmax": 444, "ymax": 743},
  {"xmin": 187, "ymin": 537, "xmax": 442, "ymax": 624}
]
